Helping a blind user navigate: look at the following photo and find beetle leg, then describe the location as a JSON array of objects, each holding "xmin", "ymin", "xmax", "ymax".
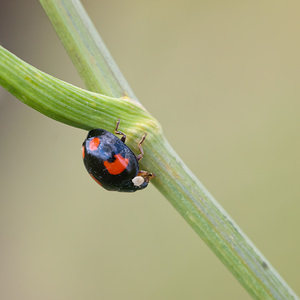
[
  {"xmin": 136, "ymin": 133, "xmax": 147, "ymax": 161},
  {"xmin": 138, "ymin": 170, "xmax": 155, "ymax": 182},
  {"xmin": 114, "ymin": 118, "xmax": 126, "ymax": 143}
]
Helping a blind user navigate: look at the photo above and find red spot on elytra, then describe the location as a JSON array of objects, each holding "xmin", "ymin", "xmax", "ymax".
[
  {"xmin": 82, "ymin": 146, "xmax": 85, "ymax": 158},
  {"xmin": 104, "ymin": 154, "xmax": 129, "ymax": 175},
  {"xmin": 89, "ymin": 137, "xmax": 100, "ymax": 151}
]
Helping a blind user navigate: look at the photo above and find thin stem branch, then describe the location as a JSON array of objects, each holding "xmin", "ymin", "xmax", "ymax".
[
  {"xmin": 0, "ymin": 46, "xmax": 153, "ymax": 132},
  {"xmin": 40, "ymin": 0, "xmax": 137, "ymax": 100}
]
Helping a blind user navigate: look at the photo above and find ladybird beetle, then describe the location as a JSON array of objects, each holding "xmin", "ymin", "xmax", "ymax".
[{"xmin": 82, "ymin": 119, "xmax": 155, "ymax": 192}]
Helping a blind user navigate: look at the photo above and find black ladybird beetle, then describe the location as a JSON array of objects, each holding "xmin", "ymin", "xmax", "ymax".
[{"xmin": 82, "ymin": 119, "xmax": 155, "ymax": 192}]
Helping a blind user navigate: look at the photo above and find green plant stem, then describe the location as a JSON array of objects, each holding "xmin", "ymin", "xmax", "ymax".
[
  {"xmin": 1, "ymin": 1, "xmax": 298, "ymax": 298},
  {"xmin": 1, "ymin": 45, "xmax": 298, "ymax": 300}
]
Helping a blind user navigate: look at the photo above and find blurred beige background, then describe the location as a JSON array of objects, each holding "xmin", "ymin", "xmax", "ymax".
[{"xmin": 1, "ymin": 1, "xmax": 299, "ymax": 299}]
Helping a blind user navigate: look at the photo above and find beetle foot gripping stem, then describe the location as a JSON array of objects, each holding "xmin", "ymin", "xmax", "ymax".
[{"xmin": 138, "ymin": 170, "xmax": 155, "ymax": 183}]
